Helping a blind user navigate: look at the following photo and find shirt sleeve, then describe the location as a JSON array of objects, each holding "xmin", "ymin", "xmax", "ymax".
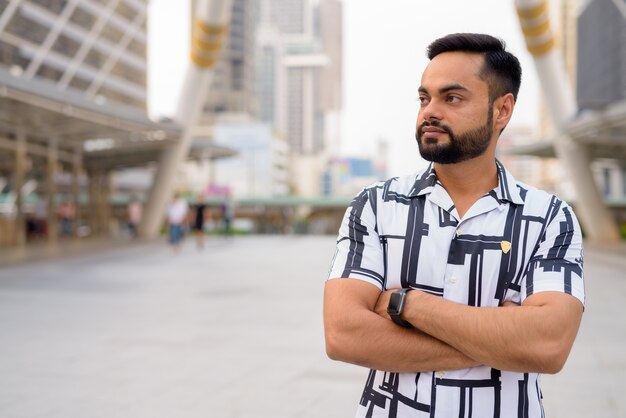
[
  {"xmin": 327, "ymin": 187, "xmax": 385, "ymax": 290},
  {"xmin": 522, "ymin": 203, "xmax": 585, "ymax": 306}
]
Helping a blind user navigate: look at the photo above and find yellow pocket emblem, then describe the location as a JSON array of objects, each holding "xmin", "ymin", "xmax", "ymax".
[{"xmin": 501, "ymin": 241, "xmax": 512, "ymax": 254}]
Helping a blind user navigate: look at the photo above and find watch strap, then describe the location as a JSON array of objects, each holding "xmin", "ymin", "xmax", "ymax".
[{"xmin": 388, "ymin": 288, "xmax": 413, "ymax": 328}]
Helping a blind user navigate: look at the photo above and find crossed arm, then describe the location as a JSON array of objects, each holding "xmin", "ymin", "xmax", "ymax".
[{"xmin": 323, "ymin": 278, "xmax": 583, "ymax": 374}]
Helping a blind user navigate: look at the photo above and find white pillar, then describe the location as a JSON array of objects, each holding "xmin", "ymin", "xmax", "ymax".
[
  {"xmin": 46, "ymin": 136, "xmax": 59, "ymax": 248},
  {"xmin": 88, "ymin": 170, "xmax": 111, "ymax": 237},
  {"xmin": 15, "ymin": 125, "xmax": 26, "ymax": 251},
  {"xmin": 515, "ymin": 0, "xmax": 620, "ymax": 243},
  {"xmin": 140, "ymin": 0, "xmax": 232, "ymax": 239},
  {"xmin": 88, "ymin": 170, "xmax": 98, "ymax": 236},
  {"xmin": 71, "ymin": 148, "xmax": 82, "ymax": 238},
  {"xmin": 99, "ymin": 172, "xmax": 111, "ymax": 237}
]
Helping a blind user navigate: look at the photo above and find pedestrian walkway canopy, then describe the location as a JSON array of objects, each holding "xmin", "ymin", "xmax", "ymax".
[
  {"xmin": 0, "ymin": 68, "xmax": 235, "ymax": 172},
  {"xmin": 505, "ymin": 99, "xmax": 626, "ymax": 161}
]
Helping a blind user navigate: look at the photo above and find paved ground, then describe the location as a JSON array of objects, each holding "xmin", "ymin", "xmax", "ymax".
[{"xmin": 0, "ymin": 235, "xmax": 624, "ymax": 417}]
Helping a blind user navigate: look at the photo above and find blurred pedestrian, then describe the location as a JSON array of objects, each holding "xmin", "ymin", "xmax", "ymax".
[
  {"xmin": 192, "ymin": 195, "xmax": 208, "ymax": 249},
  {"xmin": 222, "ymin": 201, "xmax": 233, "ymax": 236},
  {"xmin": 34, "ymin": 197, "xmax": 47, "ymax": 238},
  {"xmin": 166, "ymin": 192, "xmax": 189, "ymax": 252},
  {"xmin": 57, "ymin": 198, "xmax": 75, "ymax": 237},
  {"xmin": 127, "ymin": 195, "xmax": 142, "ymax": 238}
]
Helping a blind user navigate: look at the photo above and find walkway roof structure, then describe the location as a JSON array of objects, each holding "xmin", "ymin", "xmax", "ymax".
[
  {"xmin": 505, "ymin": 99, "xmax": 626, "ymax": 161},
  {"xmin": 0, "ymin": 69, "xmax": 235, "ymax": 172}
]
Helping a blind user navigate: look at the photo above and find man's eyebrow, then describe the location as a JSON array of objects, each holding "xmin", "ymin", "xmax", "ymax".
[
  {"xmin": 418, "ymin": 84, "xmax": 469, "ymax": 95},
  {"xmin": 439, "ymin": 84, "xmax": 469, "ymax": 94}
]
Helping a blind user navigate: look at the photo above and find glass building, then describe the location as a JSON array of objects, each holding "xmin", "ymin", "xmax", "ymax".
[{"xmin": 0, "ymin": 0, "xmax": 148, "ymax": 110}]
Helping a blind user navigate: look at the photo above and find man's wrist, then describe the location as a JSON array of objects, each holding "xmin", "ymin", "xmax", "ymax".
[
  {"xmin": 402, "ymin": 290, "xmax": 420, "ymax": 327},
  {"xmin": 387, "ymin": 288, "xmax": 414, "ymax": 328}
]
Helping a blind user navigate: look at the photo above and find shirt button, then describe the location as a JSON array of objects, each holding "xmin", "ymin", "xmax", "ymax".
[
  {"xmin": 455, "ymin": 229, "xmax": 462, "ymax": 237},
  {"xmin": 449, "ymin": 276, "xmax": 457, "ymax": 284},
  {"xmin": 438, "ymin": 371, "xmax": 446, "ymax": 378}
]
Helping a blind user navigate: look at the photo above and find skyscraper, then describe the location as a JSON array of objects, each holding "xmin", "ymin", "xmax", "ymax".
[
  {"xmin": 256, "ymin": 0, "xmax": 343, "ymax": 196},
  {"xmin": 194, "ymin": 0, "xmax": 258, "ymax": 124},
  {"xmin": 577, "ymin": 0, "xmax": 626, "ymax": 110}
]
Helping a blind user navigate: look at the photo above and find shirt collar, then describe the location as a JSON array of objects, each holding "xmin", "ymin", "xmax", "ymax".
[
  {"xmin": 407, "ymin": 160, "xmax": 524, "ymax": 205},
  {"xmin": 495, "ymin": 160, "xmax": 524, "ymax": 205},
  {"xmin": 407, "ymin": 163, "xmax": 438, "ymax": 197}
]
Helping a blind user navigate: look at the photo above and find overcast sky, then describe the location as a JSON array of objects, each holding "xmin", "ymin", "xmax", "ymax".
[
  {"xmin": 341, "ymin": 0, "xmax": 542, "ymax": 176},
  {"xmin": 149, "ymin": 0, "xmax": 543, "ymax": 177}
]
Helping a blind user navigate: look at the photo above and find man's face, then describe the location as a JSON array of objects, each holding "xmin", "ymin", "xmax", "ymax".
[{"xmin": 415, "ymin": 51, "xmax": 495, "ymax": 164}]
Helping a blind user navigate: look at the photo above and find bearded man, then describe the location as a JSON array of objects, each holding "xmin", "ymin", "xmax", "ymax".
[{"xmin": 324, "ymin": 33, "xmax": 584, "ymax": 418}]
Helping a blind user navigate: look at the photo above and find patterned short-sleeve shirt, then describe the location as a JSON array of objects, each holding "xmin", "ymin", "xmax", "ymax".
[{"xmin": 328, "ymin": 161, "xmax": 585, "ymax": 418}]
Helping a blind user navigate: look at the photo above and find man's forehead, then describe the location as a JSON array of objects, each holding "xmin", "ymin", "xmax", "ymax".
[
  {"xmin": 428, "ymin": 50, "xmax": 485, "ymax": 68},
  {"xmin": 420, "ymin": 51, "xmax": 486, "ymax": 89}
]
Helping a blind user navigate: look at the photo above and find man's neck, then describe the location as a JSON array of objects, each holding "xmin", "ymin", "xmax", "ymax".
[{"xmin": 433, "ymin": 155, "xmax": 498, "ymax": 219}]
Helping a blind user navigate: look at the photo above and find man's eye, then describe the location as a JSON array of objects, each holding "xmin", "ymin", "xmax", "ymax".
[
  {"xmin": 418, "ymin": 96, "xmax": 429, "ymax": 105},
  {"xmin": 446, "ymin": 95, "xmax": 461, "ymax": 103}
]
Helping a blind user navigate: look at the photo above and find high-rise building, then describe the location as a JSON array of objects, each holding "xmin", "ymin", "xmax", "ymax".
[
  {"xmin": 213, "ymin": 118, "xmax": 289, "ymax": 198},
  {"xmin": 194, "ymin": 0, "xmax": 258, "ymax": 124},
  {"xmin": 256, "ymin": 0, "xmax": 343, "ymax": 196},
  {"xmin": 261, "ymin": 0, "xmax": 309, "ymax": 35},
  {"xmin": 316, "ymin": 0, "xmax": 342, "ymax": 111},
  {"xmin": 577, "ymin": 0, "xmax": 626, "ymax": 110},
  {"xmin": 316, "ymin": 0, "xmax": 342, "ymax": 158},
  {"xmin": 256, "ymin": 25, "xmax": 286, "ymax": 131},
  {"xmin": 179, "ymin": 0, "xmax": 259, "ymax": 198},
  {"xmin": 0, "ymin": 0, "xmax": 149, "ymax": 110}
]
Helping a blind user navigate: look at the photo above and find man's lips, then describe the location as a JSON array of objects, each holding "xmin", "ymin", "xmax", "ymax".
[
  {"xmin": 421, "ymin": 126, "xmax": 447, "ymax": 134},
  {"xmin": 420, "ymin": 125, "xmax": 448, "ymax": 140}
]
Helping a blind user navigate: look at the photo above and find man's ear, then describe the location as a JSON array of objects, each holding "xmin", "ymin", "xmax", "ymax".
[{"xmin": 493, "ymin": 93, "xmax": 515, "ymax": 131}]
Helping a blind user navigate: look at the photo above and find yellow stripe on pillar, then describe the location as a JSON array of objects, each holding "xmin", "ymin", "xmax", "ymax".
[
  {"xmin": 190, "ymin": 52, "xmax": 218, "ymax": 68},
  {"xmin": 195, "ymin": 20, "xmax": 228, "ymax": 36},
  {"xmin": 190, "ymin": 20, "xmax": 228, "ymax": 68},
  {"xmin": 520, "ymin": 18, "xmax": 550, "ymax": 38},
  {"xmin": 516, "ymin": 1, "xmax": 549, "ymax": 19},
  {"xmin": 516, "ymin": 0, "xmax": 556, "ymax": 56},
  {"xmin": 192, "ymin": 36, "xmax": 223, "ymax": 52},
  {"xmin": 526, "ymin": 37, "xmax": 556, "ymax": 56}
]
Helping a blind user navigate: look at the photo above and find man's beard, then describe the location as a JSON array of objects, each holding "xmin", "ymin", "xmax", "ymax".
[{"xmin": 416, "ymin": 107, "xmax": 494, "ymax": 164}]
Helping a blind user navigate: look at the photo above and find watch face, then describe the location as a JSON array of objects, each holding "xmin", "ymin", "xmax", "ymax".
[{"xmin": 387, "ymin": 291, "xmax": 405, "ymax": 315}]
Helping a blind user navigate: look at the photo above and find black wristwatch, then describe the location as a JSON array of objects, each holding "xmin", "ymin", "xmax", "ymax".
[{"xmin": 387, "ymin": 288, "xmax": 413, "ymax": 328}]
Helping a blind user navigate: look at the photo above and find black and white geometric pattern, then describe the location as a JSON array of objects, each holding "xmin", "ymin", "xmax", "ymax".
[{"xmin": 328, "ymin": 161, "xmax": 584, "ymax": 418}]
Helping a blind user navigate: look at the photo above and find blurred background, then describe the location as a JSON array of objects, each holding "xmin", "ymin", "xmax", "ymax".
[
  {"xmin": 0, "ymin": 0, "xmax": 625, "ymax": 417},
  {"xmin": 0, "ymin": 0, "xmax": 625, "ymax": 244}
]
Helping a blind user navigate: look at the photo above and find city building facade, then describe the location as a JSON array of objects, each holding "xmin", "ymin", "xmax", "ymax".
[
  {"xmin": 256, "ymin": 0, "xmax": 343, "ymax": 197},
  {"xmin": 212, "ymin": 118, "xmax": 289, "ymax": 198},
  {"xmin": 0, "ymin": 0, "xmax": 154, "ymax": 247},
  {"xmin": 0, "ymin": 0, "xmax": 232, "ymax": 247},
  {"xmin": 0, "ymin": 0, "xmax": 149, "ymax": 110},
  {"xmin": 195, "ymin": 0, "xmax": 258, "ymax": 124}
]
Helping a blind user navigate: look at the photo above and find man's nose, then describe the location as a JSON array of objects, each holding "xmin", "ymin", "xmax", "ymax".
[{"xmin": 421, "ymin": 99, "xmax": 443, "ymax": 121}]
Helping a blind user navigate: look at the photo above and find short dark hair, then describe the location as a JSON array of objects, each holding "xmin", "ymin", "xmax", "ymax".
[{"xmin": 426, "ymin": 33, "xmax": 522, "ymax": 103}]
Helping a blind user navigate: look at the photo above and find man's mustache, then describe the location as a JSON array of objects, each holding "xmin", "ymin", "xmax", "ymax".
[{"xmin": 416, "ymin": 120, "xmax": 454, "ymax": 139}]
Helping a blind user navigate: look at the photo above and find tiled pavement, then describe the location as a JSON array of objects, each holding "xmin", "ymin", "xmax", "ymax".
[{"xmin": 0, "ymin": 236, "xmax": 624, "ymax": 417}]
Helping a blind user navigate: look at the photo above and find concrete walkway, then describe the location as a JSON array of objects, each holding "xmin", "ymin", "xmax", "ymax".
[{"xmin": 0, "ymin": 236, "xmax": 624, "ymax": 417}]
